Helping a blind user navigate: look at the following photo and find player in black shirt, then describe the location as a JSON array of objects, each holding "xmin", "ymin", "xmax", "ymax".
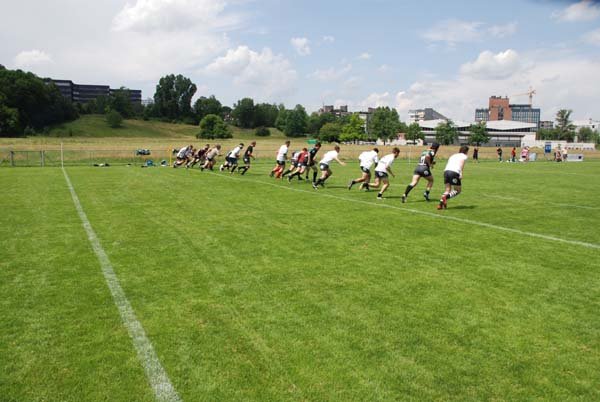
[
  {"xmin": 402, "ymin": 142, "xmax": 439, "ymax": 203},
  {"xmin": 305, "ymin": 142, "xmax": 322, "ymax": 182},
  {"xmin": 237, "ymin": 141, "xmax": 256, "ymax": 175}
]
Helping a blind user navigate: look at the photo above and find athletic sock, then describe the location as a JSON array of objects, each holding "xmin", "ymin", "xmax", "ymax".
[
  {"xmin": 404, "ymin": 184, "xmax": 414, "ymax": 196},
  {"xmin": 448, "ymin": 190, "xmax": 459, "ymax": 199},
  {"xmin": 313, "ymin": 172, "xmax": 317, "ymax": 182},
  {"xmin": 282, "ymin": 169, "xmax": 291, "ymax": 177},
  {"xmin": 425, "ymin": 189, "xmax": 430, "ymax": 196}
]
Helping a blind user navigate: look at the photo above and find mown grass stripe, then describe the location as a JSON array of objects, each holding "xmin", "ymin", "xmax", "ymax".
[{"xmin": 62, "ymin": 167, "xmax": 181, "ymax": 402}]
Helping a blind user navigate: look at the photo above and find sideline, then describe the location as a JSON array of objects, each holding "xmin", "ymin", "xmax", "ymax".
[
  {"xmin": 62, "ymin": 167, "xmax": 181, "ymax": 402},
  {"xmin": 207, "ymin": 171, "xmax": 600, "ymax": 250}
]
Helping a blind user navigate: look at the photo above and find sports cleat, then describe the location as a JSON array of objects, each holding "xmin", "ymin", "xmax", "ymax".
[
  {"xmin": 441, "ymin": 194, "xmax": 448, "ymax": 209},
  {"xmin": 347, "ymin": 180, "xmax": 354, "ymax": 190},
  {"xmin": 401, "ymin": 195, "xmax": 407, "ymax": 203},
  {"xmin": 377, "ymin": 194, "xmax": 383, "ymax": 200},
  {"xmin": 287, "ymin": 176, "xmax": 292, "ymax": 183},
  {"xmin": 436, "ymin": 203, "xmax": 444, "ymax": 210},
  {"xmin": 423, "ymin": 192, "xmax": 430, "ymax": 201},
  {"xmin": 219, "ymin": 165, "xmax": 224, "ymax": 171},
  {"xmin": 312, "ymin": 182, "xmax": 318, "ymax": 190},
  {"xmin": 269, "ymin": 171, "xmax": 274, "ymax": 177}
]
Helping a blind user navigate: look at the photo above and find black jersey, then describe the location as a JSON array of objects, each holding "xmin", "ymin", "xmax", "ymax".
[
  {"xmin": 418, "ymin": 149, "xmax": 435, "ymax": 167},
  {"xmin": 244, "ymin": 145, "xmax": 254, "ymax": 158},
  {"xmin": 308, "ymin": 147, "xmax": 319, "ymax": 163}
]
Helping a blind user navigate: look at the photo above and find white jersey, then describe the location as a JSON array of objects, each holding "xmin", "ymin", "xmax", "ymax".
[
  {"xmin": 229, "ymin": 146, "xmax": 242, "ymax": 158},
  {"xmin": 277, "ymin": 145, "xmax": 288, "ymax": 161},
  {"xmin": 375, "ymin": 153, "xmax": 396, "ymax": 173},
  {"xmin": 177, "ymin": 147, "xmax": 189, "ymax": 158},
  {"xmin": 320, "ymin": 150, "xmax": 339, "ymax": 165},
  {"xmin": 359, "ymin": 150, "xmax": 379, "ymax": 169},
  {"xmin": 445, "ymin": 153, "xmax": 468, "ymax": 175}
]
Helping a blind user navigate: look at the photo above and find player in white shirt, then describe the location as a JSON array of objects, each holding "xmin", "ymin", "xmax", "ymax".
[
  {"xmin": 200, "ymin": 144, "xmax": 221, "ymax": 171},
  {"xmin": 437, "ymin": 145, "xmax": 469, "ymax": 210},
  {"xmin": 312, "ymin": 146, "xmax": 346, "ymax": 189},
  {"xmin": 348, "ymin": 148, "xmax": 379, "ymax": 191},
  {"xmin": 270, "ymin": 141, "xmax": 291, "ymax": 179},
  {"xmin": 174, "ymin": 144, "xmax": 193, "ymax": 167},
  {"xmin": 220, "ymin": 143, "xmax": 244, "ymax": 173},
  {"xmin": 367, "ymin": 147, "xmax": 400, "ymax": 199}
]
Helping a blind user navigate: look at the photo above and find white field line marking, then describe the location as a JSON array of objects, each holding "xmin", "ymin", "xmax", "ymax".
[
  {"xmin": 207, "ymin": 172, "xmax": 600, "ymax": 250},
  {"xmin": 480, "ymin": 193, "xmax": 600, "ymax": 210},
  {"xmin": 62, "ymin": 168, "xmax": 181, "ymax": 402}
]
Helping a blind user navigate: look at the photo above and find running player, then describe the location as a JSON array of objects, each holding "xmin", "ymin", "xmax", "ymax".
[
  {"xmin": 237, "ymin": 141, "xmax": 256, "ymax": 175},
  {"xmin": 368, "ymin": 147, "xmax": 400, "ymax": 199},
  {"xmin": 437, "ymin": 145, "xmax": 469, "ymax": 210},
  {"xmin": 281, "ymin": 150, "xmax": 300, "ymax": 178},
  {"xmin": 401, "ymin": 142, "xmax": 439, "ymax": 203},
  {"xmin": 306, "ymin": 142, "xmax": 322, "ymax": 182},
  {"xmin": 348, "ymin": 147, "xmax": 379, "ymax": 191},
  {"xmin": 187, "ymin": 144, "xmax": 210, "ymax": 168},
  {"xmin": 174, "ymin": 144, "xmax": 193, "ymax": 167},
  {"xmin": 312, "ymin": 145, "xmax": 346, "ymax": 189},
  {"xmin": 287, "ymin": 148, "xmax": 309, "ymax": 182},
  {"xmin": 200, "ymin": 144, "xmax": 221, "ymax": 171},
  {"xmin": 270, "ymin": 140, "xmax": 290, "ymax": 178},
  {"xmin": 220, "ymin": 143, "xmax": 244, "ymax": 173}
]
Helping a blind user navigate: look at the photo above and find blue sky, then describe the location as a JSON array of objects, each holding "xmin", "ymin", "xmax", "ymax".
[{"xmin": 1, "ymin": 0, "xmax": 599, "ymax": 121}]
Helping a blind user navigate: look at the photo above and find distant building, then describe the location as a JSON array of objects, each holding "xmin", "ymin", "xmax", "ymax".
[
  {"xmin": 408, "ymin": 108, "xmax": 448, "ymax": 123},
  {"xmin": 142, "ymin": 97, "xmax": 154, "ymax": 107},
  {"xmin": 49, "ymin": 79, "xmax": 141, "ymax": 104},
  {"xmin": 318, "ymin": 105, "xmax": 350, "ymax": 118},
  {"xmin": 418, "ymin": 119, "xmax": 537, "ymax": 147},
  {"xmin": 539, "ymin": 120, "xmax": 554, "ymax": 130},
  {"xmin": 475, "ymin": 96, "xmax": 541, "ymax": 128},
  {"xmin": 573, "ymin": 118, "xmax": 600, "ymax": 132}
]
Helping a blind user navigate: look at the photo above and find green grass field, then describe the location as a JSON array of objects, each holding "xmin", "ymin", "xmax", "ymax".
[{"xmin": 1, "ymin": 157, "xmax": 599, "ymax": 401}]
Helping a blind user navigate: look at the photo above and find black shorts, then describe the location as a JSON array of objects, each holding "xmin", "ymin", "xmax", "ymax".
[
  {"xmin": 291, "ymin": 161, "xmax": 298, "ymax": 168},
  {"xmin": 319, "ymin": 163, "xmax": 330, "ymax": 171},
  {"xmin": 206, "ymin": 157, "xmax": 214, "ymax": 162},
  {"xmin": 277, "ymin": 160, "xmax": 285, "ymax": 166},
  {"xmin": 414, "ymin": 165, "xmax": 432, "ymax": 178},
  {"xmin": 360, "ymin": 166, "xmax": 371, "ymax": 174},
  {"xmin": 444, "ymin": 171, "xmax": 461, "ymax": 186},
  {"xmin": 243, "ymin": 157, "xmax": 251, "ymax": 164},
  {"xmin": 375, "ymin": 171, "xmax": 388, "ymax": 179},
  {"xmin": 226, "ymin": 156, "xmax": 238, "ymax": 165},
  {"xmin": 298, "ymin": 162, "xmax": 308, "ymax": 168}
]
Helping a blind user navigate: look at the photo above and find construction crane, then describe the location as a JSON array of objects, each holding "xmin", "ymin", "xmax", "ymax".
[{"xmin": 511, "ymin": 87, "xmax": 536, "ymax": 106}]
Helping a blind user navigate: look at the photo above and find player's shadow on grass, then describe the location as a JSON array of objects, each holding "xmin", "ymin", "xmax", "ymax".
[{"xmin": 448, "ymin": 205, "xmax": 476, "ymax": 210}]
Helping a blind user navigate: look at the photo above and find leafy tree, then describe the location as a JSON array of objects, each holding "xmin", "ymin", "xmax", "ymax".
[
  {"xmin": 106, "ymin": 110, "xmax": 123, "ymax": 128},
  {"xmin": 339, "ymin": 113, "xmax": 365, "ymax": 142},
  {"xmin": 537, "ymin": 128, "xmax": 559, "ymax": 140},
  {"xmin": 555, "ymin": 109, "xmax": 576, "ymax": 142},
  {"xmin": 319, "ymin": 122, "xmax": 342, "ymax": 142},
  {"xmin": 307, "ymin": 112, "xmax": 336, "ymax": 135},
  {"xmin": 283, "ymin": 104, "xmax": 308, "ymax": 137},
  {"xmin": 274, "ymin": 104, "xmax": 288, "ymax": 131},
  {"xmin": 255, "ymin": 126, "xmax": 271, "ymax": 137},
  {"xmin": 153, "ymin": 74, "xmax": 197, "ymax": 120},
  {"xmin": 468, "ymin": 122, "xmax": 489, "ymax": 145},
  {"xmin": 232, "ymin": 97, "xmax": 256, "ymax": 128},
  {"xmin": 220, "ymin": 105, "xmax": 233, "ymax": 121},
  {"xmin": 198, "ymin": 114, "xmax": 231, "ymax": 139},
  {"xmin": 109, "ymin": 87, "xmax": 134, "ymax": 118},
  {"xmin": 369, "ymin": 107, "xmax": 400, "ymax": 141},
  {"xmin": 0, "ymin": 94, "xmax": 19, "ymax": 136},
  {"xmin": 577, "ymin": 127, "xmax": 594, "ymax": 143},
  {"xmin": 405, "ymin": 122, "xmax": 424, "ymax": 144},
  {"xmin": 193, "ymin": 95, "xmax": 222, "ymax": 121},
  {"xmin": 435, "ymin": 120, "xmax": 458, "ymax": 145},
  {"xmin": 254, "ymin": 103, "xmax": 279, "ymax": 127}
]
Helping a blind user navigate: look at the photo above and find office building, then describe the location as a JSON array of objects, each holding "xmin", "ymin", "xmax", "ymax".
[
  {"xmin": 475, "ymin": 96, "xmax": 541, "ymax": 128},
  {"xmin": 408, "ymin": 108, "xmax": 448, "ymax": 123},
  {"xmin": 540, "ymin": 120, "xmax": 554, "ymax": 130},
  {"xmin": 49, "ymin": 79, "xmax": 141, "ymax": 104}
]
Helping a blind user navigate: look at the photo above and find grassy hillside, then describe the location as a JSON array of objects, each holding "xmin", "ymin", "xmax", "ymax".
[{"xmin": 47, "ymin": 115, "xmax": 286, "ymax": 139}]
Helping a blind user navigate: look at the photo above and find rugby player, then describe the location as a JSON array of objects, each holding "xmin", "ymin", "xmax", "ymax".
[
  {"xmin": 220, "ymin": 143, "xmax": 244, "ymax": 173},
  {"xmin": 306, "ymin": 142, "xmax": 322, "ymax": 182},
  {"xmin": 270, "ymin": 141, "xmax": 290, "ymax": 179},
  {"xmin": 281, "ymin": 150, "xmax": 301, "ymax": 178},
  {"xmin": 437, "ymin": 145, "xmax": 469, "ymax": 210},
  {"xmin": 187, "ymin": 144, "xmax": 210, "ymax": 168},
  {"xmin": 200, "ymin": 144, "xmax": 221, "ymax": 171},
  {"xmin": 237, "ymin": 141, "xmax": 256, "ymax": 175},
  {"xmin": 312, "ymin": 145, "xmax": 346, "ymax": 189},
  {"xmin": 174, "ymin": 144, "xmax": 193, "ymax": 167},
  {"xmin": 348, "ymin": 147, "xmax": 379, "ymax": 191},
  {"xmin": 287, "ymin": 148, "xmax": 310, "ymax": 182},
  {"xmin": 401, "ymin": 142, "xmax": 439, "ymax": 203},
  {"xmin": 368, "ymin": 147, "xmax": 400, "ymax": 199}
]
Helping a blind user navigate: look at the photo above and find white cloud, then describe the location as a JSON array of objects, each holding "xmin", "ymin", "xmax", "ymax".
[
  {"xmin": 378, "ymin": 64, "xmax": 390, "ymax": 73},
  {"xmin": 13, "ymin": 49, "xmax": 52, "ymax": 68},
  {"xmin": 205, "ymin": 46, "xmax": 297, "ymax": 97},
  {"xmin": 488, "ymin": 22, "xmax": 517, "ymax": 38},
  {"xmin": 422, "ymin": 19, "xmax": 483, "ymax": 45},
  {"xmin": 361, "ymin": 92, "xmax": 392, "ymax": 109},
  {"xmin": 552, "ymin": 0, "xmax": 600, "ymax": 22},
  {"xmin": 308, "ymin": 64, "xmax": 352, "ymax": 81},
  {"xmin": 112, "ymin": 0, "xmax": 241, "ymax": 32},
  {"xmin": 459, "ymin": 49, "xmax": 524, "ymax": 80},
  {"xmin": 358, "ymin": 52, "xmax": 371, "ymax": 60},
  {"xmin": 290, "ymin": 37, "xmax": 311, "ymax": 56},
  {"xmin": 395, "ymin": 55, "xmax": 600, "ymax": 121},
  {"xmin": 342, "ymin": 76, "xmax": 361, "ymax": 91},
  {"xmin": 322, "ymin": 35, "xmax": 335, "ymax": 43},
  {"xmin": 582, "ymin": 28, "xmax": 600, "ymax": 45}
]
